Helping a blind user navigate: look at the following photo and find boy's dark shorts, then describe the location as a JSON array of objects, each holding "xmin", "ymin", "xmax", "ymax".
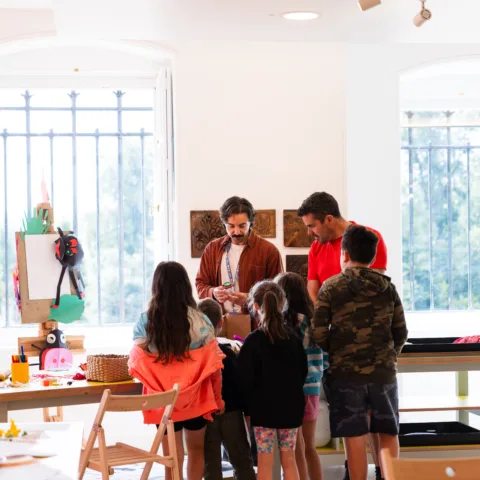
[
  {"xmin": 157, "ymin": 415, "xmax": 207, "ymax": 434},
  {"xmin": 323, "ymin": 376, "xmax": 399, "ymax": 438}
]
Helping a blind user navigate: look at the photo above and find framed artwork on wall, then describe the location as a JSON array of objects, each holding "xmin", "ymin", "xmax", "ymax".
[
  {"xmin": 252, "ymin": 209, "xmax": 276, "ymax": 238},
  {"xmin": 190, "ymin": 211, "xmax": 225, "ymax": 258},
  {"xmin": 283, "ymin": 210, "xmax": 313, "ymax": 248},
  {"xmin": 286, "ymin": 255, "xmax": 309, "ymax": 283}
]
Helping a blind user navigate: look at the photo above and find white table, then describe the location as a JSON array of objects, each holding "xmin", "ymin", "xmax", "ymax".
[{"xmin": 0, "ymin": 422, "xmax": 83, "ymax": 479}]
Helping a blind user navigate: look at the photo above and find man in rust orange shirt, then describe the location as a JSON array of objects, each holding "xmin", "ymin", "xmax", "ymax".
[
  {"xmin": 297, "ymin": 191, "xmax": 388, "ymax": 480},
  {"xmin": 196, "ymin": 196, "xmax": 283, "ymax": 314}
]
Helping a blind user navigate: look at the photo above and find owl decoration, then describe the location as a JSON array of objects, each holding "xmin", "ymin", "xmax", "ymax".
[{"xmin": 33, "ymin": 328, "xmax": 73, "ymax": 371}]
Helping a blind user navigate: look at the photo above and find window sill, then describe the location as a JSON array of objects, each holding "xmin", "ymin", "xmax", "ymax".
[
  {"xmin": 0, "ymin": 310, "xmax": 476, "ymax": 352},
  {"xmin": 406, "ymin": 310, "xmax": 480, "ymax": 338},
  {"xmin": 0, "ymin": 325, "xmax": 134, "ymax": 353}
]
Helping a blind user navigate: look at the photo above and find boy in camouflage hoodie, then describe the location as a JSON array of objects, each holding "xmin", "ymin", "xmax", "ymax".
[{"xmin": 313, "ymin": 225, "xmax": 408, "ymax": 480}]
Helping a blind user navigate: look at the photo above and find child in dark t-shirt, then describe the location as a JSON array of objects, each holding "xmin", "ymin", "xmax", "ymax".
[{"xmin": 198, "ymin": 299, "xmax": 255, "ymax": 480}]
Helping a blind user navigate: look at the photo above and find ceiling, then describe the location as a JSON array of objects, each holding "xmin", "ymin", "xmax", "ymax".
[{"xmin": 2, "ymin": 0, "xmax": 480, "ymax": 43}]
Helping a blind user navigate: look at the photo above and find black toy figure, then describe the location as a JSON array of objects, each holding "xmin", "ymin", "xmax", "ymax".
[{"xmin": 53, "ymin": 227, "xmax": 85, "ymax": 308}]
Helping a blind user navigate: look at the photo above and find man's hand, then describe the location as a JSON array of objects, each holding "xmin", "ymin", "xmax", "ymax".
[
  {"xmin": 217, "ymin": 407, "xmax": 225, "ymax": 416},
  {"xmin": 228, "ymin": 292, "xmax": 248, "ymax": 306},
  {"xmin": 213, "ymin": 286, "xmax": 229, "ymax": 303}
]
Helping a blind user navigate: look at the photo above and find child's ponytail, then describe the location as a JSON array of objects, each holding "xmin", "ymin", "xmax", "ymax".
[{"xmin": 249, "ymin": 281, "xmax": 289, "ymax": 342}]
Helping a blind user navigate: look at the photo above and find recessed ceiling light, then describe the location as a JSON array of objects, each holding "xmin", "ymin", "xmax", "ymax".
[{"xmin": 283, "ymin": 12, "xmax": 319, "ymax": 21}]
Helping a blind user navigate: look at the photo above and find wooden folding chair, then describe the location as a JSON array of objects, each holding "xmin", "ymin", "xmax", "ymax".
[
  {"xmin": 381, "ymin": 448, "xmax": 480, "ymax": 480},
  {"xmin": 79, "ymin": 384, "xmax": 180, "ymax": 480}
]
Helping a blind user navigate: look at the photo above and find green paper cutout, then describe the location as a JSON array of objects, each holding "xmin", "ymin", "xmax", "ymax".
[
  {"xmin": 49, "ymin": 295, "xmax": 85, "ymax": 324},
  {"xmin": 20, "ymin": 208, "xmax": 50, "ymax": 240}
]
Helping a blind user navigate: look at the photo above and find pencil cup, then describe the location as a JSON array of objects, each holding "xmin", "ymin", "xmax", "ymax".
[{"xmin": 11, "ymin": 362, "xmax": 29, "ymax": 384}]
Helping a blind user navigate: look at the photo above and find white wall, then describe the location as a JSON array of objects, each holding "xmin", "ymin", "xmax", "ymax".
[
  {"xmin": 344, "ymin": 44, "xmax": 480, "ymax": 419},
  {"xmin": 344, "ymin": 46, "xmax": 402, "ymax": 290},
  {"xmin": 173, "ymin": 42, "xmax": 346, "ymax": 281}
]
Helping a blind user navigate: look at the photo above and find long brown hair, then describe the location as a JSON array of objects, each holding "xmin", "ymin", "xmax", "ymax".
[
  {"xmin": 275, "ymin": 272, "xmax": 314, "ymax": 331},
  {"xmin": 248, "ymin": 280, "xmax": 289, "ymax": 342},
  {"xmin": 145, "ymin": 261, "xmax": 195, "ymax": 363}
]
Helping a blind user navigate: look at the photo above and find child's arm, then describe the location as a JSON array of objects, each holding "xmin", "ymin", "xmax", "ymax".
[
  {"xmin": 312, "ymin": 283, "xmax": 332, "ymax": 352},
  {"xmin": 211, "ymin": 368, "xmax": 225, "ymax": 413},
  {"xmin": 132, "ymin": 312, "xmax": 148, "ymax": 345},
  {"xmin": 237, "ymin": 336, "xmax": 257, "ymax": 398},
  {"xmin": 392, "ymin": 285, "xmax": 408, "ymax": 355},
  {"xmin": 300, "ymin": 340, "xmax": 308, "ymax": 383}
]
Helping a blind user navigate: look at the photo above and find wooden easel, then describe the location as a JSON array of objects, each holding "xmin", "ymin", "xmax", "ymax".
[{"xmin": 16, "ymin": 201, "xmax": 85, "ymax": 422}]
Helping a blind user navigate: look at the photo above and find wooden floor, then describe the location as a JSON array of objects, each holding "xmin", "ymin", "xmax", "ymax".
[{"xmin": 84, "ymin": 462, "xmax": 379, "ymax": 480}]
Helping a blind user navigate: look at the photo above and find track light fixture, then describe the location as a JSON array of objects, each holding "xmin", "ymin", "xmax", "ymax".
[
  {"xmin": 358, "ymin": 0, "xmax": 434, "ymax": 28},
  {"xmin": 357, "ymin": 0, "xmax": 381, "ymax": 11},
  {"xmin": 413, "ymin": 0, "xmax": 432, "ymax": 27}
]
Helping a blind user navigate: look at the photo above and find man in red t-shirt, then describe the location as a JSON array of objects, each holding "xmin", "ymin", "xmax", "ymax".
[
  {"xmin": 297, "ymin": 192, "xmax": 387, "ymax": 303},
  {"xmin": 297, "ymin": 191, "xmax": 387, "ymax": 480}
]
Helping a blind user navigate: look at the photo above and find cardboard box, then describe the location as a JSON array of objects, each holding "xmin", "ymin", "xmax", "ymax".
[{"xmin": 219, "ymin": 313, "xmax": 251, "ymax": 341}]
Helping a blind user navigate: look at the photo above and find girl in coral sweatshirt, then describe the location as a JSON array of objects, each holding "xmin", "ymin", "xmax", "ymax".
[{"xmin": 129, "ymin": 261, "xmax": 225, "ymax": 480}]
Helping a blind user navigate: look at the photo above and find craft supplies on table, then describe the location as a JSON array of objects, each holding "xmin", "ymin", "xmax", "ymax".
[{"xmin": 10, "ymin": 349, "xmax": 29, "ymax": 385}]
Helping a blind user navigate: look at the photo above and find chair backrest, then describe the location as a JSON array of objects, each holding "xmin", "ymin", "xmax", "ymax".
[
  {"xmin": 381, "ymin": 449, "xmax": 480, "ymax": 480},
  {"xmin": 104, "ymin": 384, "xmax": 180, "ymax": 413},
  {"xmin": 79, "ymin": 383, "xmax": 181, "ymax": 480}
]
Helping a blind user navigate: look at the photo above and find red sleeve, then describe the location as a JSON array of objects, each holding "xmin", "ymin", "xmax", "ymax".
[
  {"xmin": 370, "ymin": 229, "xmax": 387, "ymax": 270},
  {"xmin": 307, "ymin": 247, "xmax": 319, "ymax": 281}
]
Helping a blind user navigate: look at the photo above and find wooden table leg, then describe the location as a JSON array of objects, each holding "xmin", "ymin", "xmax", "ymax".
[
  {"xmin": 456, "ymin": 370, "xmax": 469, "ymax": 424},
  {"xmin": 43, "ymin": 406, "xmax": 64, "ymax": 422},
  {"xmin": 0, "ymin": 403, "xmax": 8, "ymax": 422}
]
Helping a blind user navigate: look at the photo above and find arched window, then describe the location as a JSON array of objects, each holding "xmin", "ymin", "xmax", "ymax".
[
  {"xmin": 0, "ymin": 40, "xmax": 174, "ymax": 326},
  {"xmin": 401, "ymin": 60, "xmax": 480, "ymax": 311}
]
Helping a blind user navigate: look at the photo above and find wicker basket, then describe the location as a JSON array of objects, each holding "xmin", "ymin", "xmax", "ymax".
[{"xmin": 86, "ymin": 354, "xmax": 132, "ymax": 383}]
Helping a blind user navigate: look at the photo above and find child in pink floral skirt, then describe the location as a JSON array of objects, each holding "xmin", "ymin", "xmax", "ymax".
[{"xmin": 238, "ymin": 281, "xmax": 308, "ymax": 480}]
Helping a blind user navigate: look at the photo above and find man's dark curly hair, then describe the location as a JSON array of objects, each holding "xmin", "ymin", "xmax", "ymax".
[
  {"xmin": 219, "ymin": 196, "xmax": 256, "ymax": 224},
  {"xmin": 297, "ymin": 192, "xmax": 341, "ymax": 221}
]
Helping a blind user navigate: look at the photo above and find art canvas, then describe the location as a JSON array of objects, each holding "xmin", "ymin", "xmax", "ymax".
[
  {"xmin": 283, "ymin": 210, "xmax": 314, "ymax": 248},
  {"xmin": 190, "ymin": 211, "xmax": 226, "ymax": 258},
  {"xmin": 25, "ymin": 234, "xmax": 70, "ymax": 300}
]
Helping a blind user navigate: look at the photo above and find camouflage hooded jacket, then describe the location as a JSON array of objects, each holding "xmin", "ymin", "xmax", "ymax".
[{"xmin": 313, "ymin": 267, "xmax": 408, "ymax": 384}]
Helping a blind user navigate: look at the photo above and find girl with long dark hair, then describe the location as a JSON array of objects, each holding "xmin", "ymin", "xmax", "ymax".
[{"xmin": 129, "ymin": 261, "xmax": 224, "ymax": 480}]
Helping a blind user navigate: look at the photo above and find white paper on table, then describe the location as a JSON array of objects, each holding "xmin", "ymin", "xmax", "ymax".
[
  {"xmin": 0, "ymin": 423, "xmax": 80, "ymax": 479},
  {"xmin": 25, "ymin": 234, "xmax": 70, "ymax": 301},
  {"xmin": 0, "ymin": 462, "xmax": 70, "ymax": 480}
]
